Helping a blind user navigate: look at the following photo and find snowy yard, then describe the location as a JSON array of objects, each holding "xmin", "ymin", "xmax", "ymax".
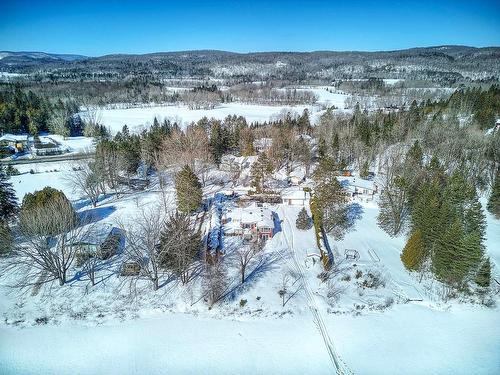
[{"xmin": 1, "ymin": 161, "xmax": 499, "ymax": 375}]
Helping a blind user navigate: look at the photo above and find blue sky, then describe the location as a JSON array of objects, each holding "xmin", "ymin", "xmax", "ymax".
[{"xmin": 1, "ymin": 0, "xmax": 499, "ymax": 56}]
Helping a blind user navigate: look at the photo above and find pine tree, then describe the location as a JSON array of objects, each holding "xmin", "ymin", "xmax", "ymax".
[
  {"xmin": 315, "ymin": 174, "xmax": 350, "ymax": 239},
  {"xmin": 475, "ymin": 258, "xmax": 491, "ymax": 288},
  {"xmin": 175, "ymin": 165, "xmax": 202, "ymax": 213},
  {"xmin": 296, "ymin": 207, "xmax": 312, "ymax": 230},
  {"xmin": 432, "ymin": 218, "xmax": 466, "ymax": 285},
  {"xmin": 406, "ymin": 140, "xmax": 423, "ymax": 168},
  {"xmin": 250, "ymin": 152, "xmax": 272, "ymax": 193},
  {"xmin": 0, "ymin": 167, "xmax": 18, "ymax": 221},
  {"xmin": 0, "ymin": 219, "xmax": 12, "ymax": 255},
  {"xmin": 401, "ymin": 229, "xmax": 425, "ymax": 271},
  {"xmin": 487, "ymin": 171, "xmax": 500, "ymax": 218}
]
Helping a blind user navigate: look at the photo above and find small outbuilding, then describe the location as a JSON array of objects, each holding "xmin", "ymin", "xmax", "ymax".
[{"xmin": 281, "ymin": 188, "xmax": 311, "ymax": 206}]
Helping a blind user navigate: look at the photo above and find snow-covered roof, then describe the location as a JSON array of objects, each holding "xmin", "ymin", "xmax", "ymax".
[
  {"xmin": 281, "ymin": 188, "xmax": 310, "ymax": 200},
  {"xmin": 0, "ymin": 134, "xmax": 29, "ymax": 142},
  {"xmin": 225, "ymin": 202, "xmax": 274, "ymax": 229},
  {"xmin": 289, "ymin": 168, "xmax": 306, "ymax": 180},
  {"xmin": 69, "ymin": 224, "xmax": 121, "ymax": 247},
  {"xmin": 336, "ymin": 176, "xmax": 376, "ymax": 191}
]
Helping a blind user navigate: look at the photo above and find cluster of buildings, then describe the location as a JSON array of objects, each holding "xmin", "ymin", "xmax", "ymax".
[{"xmin": 0, "ymin": 134, "xmax": 64, "ymax": 157}]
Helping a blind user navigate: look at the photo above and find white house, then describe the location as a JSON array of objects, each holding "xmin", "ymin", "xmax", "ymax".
[
  {"xmin": 223, "ymin": 202, "xmax": 275, "ymax": 241},
  {"xmin": 281, "ymin": 188, "xmax": 311, "ymax": 206},
  {"xmin": 336, "ymin": 176, "xmax": 378, "ymax": 200}
]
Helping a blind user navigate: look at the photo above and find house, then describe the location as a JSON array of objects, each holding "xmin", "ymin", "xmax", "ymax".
[
  {"xmin": 336, "ymin": 176, "xmax": 378, "ymax": 201},
  {"xmin": 69, "ymin": 225, "xmax": 124, "ymax": 264},
  {"xmin": 0, "ymin": 134, "xmax": 30, "ymax": 153},
  {"xmin": 31, "ymin": 137, "xmax": 63, "ymax": 156},
  {"xmin": 288, "ymin": 168, "xmax": 306, "ymax": 186},
  {"xmin": 223, "ymin": 202, "xmax": 275, "ymax": 241},
  {"xmin": 253, "ymin": 137, "xmax": 273, "ymax": 153},
  {"xmin": 281, "ymin": 187, "xmax": 311, "ymax": 206}
]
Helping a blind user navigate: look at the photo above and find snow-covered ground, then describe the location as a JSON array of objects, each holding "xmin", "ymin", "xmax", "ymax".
[
  {"xmin": 44, "ymin": 134, "xmax": 95, "ymax": 153},
  {"xmin": 77, "ymin": 85, "xmax": 357, "ymax": 134},
  {"xmin": 80, "ymin": 103, "xmax": 316, "ymax": 134},
  {"xmin": 1, "ymin": 163, "xmax": 499, "ymax": 374},
  {"xmin": 277, "ymin": 86, "xmax": 350, "ymax": 108}
]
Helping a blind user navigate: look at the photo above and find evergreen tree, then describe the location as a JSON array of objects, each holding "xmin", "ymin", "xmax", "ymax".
[
  {"xmin": 432, "ymin": 218, "xmax": 466, "ymax": 285},
  {"xmin": 317, "ymin": 138, "xmax": 327, "ymax": 160},
  {"xmin": 20, "ymin": 187, "xmax": 77, "ymax": 236},
  {"xmin": 359, "ymin": 160, "xmax": 369, "ymax": 179},
  {"xmin": 296, "ymin": 207, "xmax": 312, "ymax": 230},
  {"xmin": 250, "ymin": 152, "xmax": 272, "ymax": 193},
  {"xmin": 406, "ymin": 140, "xmax": 423, "ymax": 168},
  {"xmin": 209, "ymin": 121, "xmax": 229, "ymax": 165},
  {"xmin": 329, "ymin": 133, "xmax": 340, "ymax": 161},
  {"xmin": 0, "ymin": 167, "xmax": 18, "ymax": 221},
  {"xmin": 487, "ymin": 171, "xmax": 500, "ymax": 218},
  {"xmin": 475, "ymin": 258, "xmax": 491, "ymax": 288},
  {"xmin": 314, "ymin": 170, "xmax": 350, "ymax": 239},
  {"xmin": 175, "ymin": 165, "xmax": 202, "ymax": 213},
  {"xmin": 0, "ymin": 219, "xmax": 12, "ymax": 255},
  {"xmin": 401, "ymin": 229, "xmax": 425, "ymax": 272}
]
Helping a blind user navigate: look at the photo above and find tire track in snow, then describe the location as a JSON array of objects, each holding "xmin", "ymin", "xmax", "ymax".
[{"xmin": 279, "ymin": 206, "xmax": 353, "ymax": 374}]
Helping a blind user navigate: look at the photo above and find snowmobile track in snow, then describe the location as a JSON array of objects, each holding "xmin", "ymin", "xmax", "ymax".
[{"xmin": 280, "ymin": 207, "xmax": 353, "ymax": 375}]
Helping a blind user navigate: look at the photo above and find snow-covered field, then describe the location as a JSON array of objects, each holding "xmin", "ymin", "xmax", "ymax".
[
  {"xmin": 77, "ymin": 86, "xmax": 355, "ymax": 134},
  {"xmin": 80, "ymin": 103, "xmax": 316, "ymax": 134},
  {"xmin": 1, "ymin": 161, "xmax": 499, "ymax": 374}
]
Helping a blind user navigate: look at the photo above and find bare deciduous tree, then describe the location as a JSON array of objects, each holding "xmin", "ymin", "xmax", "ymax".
[
  {"xmin": 8, "ymin": 200, "xmax": 91, "ymax": 289},
  {"xmin": 235, "ymin": 241, "xmax": 264, "ymax": 284},
  {"xmin": 278, "ymin": 270, "xmax": 302, "ymax": 307},
  {"xmin": 377, "ymin": 145, "xmax": 412, "ymax": 236},
  {"xmin": 67, "ymin": 159, "xmax": 106, "ymax": 207},
  {"xmin": 120, "ymin": 206, "xmax": 168, "ymax": 291},
  {"xmin": 202, "ymin": 261, "xmax": 229, "ymax": 307},
  {"xmin": 159, "ymin": 126, "xmax": 212, "ymax": 174}
]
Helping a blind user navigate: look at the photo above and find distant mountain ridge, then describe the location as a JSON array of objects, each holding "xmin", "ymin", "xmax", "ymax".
[
  {"xmin": 0, "ymin": 51, "xmax": 88, "ymax": 66},
  {"xmin": 1, "ymin": 46, "xmax": 498, "ymax": 82}
]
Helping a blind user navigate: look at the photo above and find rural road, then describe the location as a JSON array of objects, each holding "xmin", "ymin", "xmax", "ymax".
[{"xmin": 1, "ymin": 152, "xmax": 94, "ymax": 166}]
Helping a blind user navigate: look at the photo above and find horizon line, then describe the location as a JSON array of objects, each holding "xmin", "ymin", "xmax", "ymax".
[{"xmin": 2, "ymin": 44, "xmax": 500, "ymax": 58}]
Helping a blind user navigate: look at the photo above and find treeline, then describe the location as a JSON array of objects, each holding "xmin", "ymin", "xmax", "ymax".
[
  {"xmin": 446, "ymin": 85, "xmax": 500, "ymax": 130},
  {"xmin": 401, "ymin": 155, "xmax": 490, "ymax": 291},
  {"xmin": 0, "ymin": 86, "xmax": 81, "ymax": 136},
  {"xmin": 0, "ymin": 87, "xmax": 50, "ymax": 134}
]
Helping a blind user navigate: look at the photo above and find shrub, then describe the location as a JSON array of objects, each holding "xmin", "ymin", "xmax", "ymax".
[
  {"xmin": 362, "ymin": 272, "xmax": 385, "ymax": 289},
  {"xmin": 239, "ymin": 299, "xmax": 247, "ymax": 307},
  {"xmin": 341, "ymin": 275, "xmax": 351, "ymax": 282},
  {"xmin": 5, "ymin": 165, "xmax": 20, "ymax": 176},
  {"xmin": 401, "ymin": 230, "xmax": 426, "ymax": 271}
]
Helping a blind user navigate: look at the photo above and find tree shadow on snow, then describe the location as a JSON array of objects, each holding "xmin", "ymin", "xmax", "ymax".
[
  {"xmin": 79, "ymin": 206, "xmax": 117, "ymax": 225},
  {"xmin": 73, "ymin": 194, "xmax": 114, "ymax": 210},
  {"xmin": 223, "ymin": 248, "xmax": 287, "ymax": 302}
]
